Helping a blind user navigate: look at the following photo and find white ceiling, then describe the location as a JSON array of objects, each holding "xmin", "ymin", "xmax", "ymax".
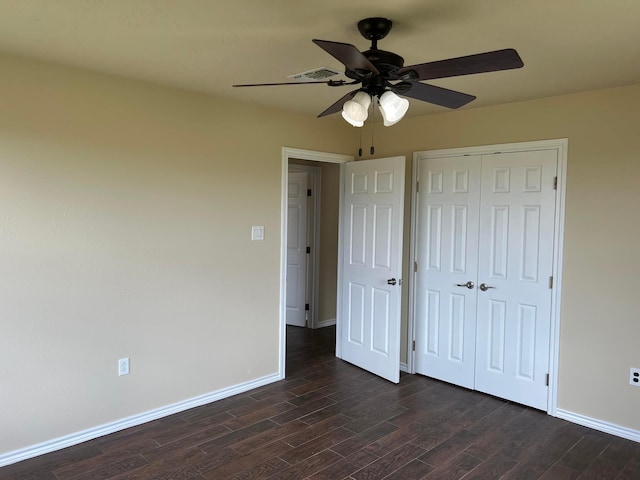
[{"xmin": 1, "ymin": 0, "xmax": 639, "ymax": 119}]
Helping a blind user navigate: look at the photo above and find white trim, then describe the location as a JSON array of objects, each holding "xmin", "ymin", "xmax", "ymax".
[
  {"xmin": 281, "ymin": 148, "xmax": 354, "ymax": 374},
  {"xmin": 400, "ymin": 362, "xmax": 409, "ymax": 373},
  {"xmin": 335, "ymin": 163, "xmax": 346, "ymax": 359},
  {"xmin": 406, "ymin": 148, "xmax": 421, "ymax": 375},
  {"xmin": 416, "ymin": 139, "xmax": 567, "ymax": 158},
  {"xmin": 556, "ymin": 409, "xmax": 640, "ymax": 443},
  {"xmin": 409, "ymin": 139, "xmax": 568, "ymax": 415},
  {"xmin": 315, "ymin": 318, "xmax": 336, "ymax": 329},
  {"xmin": 283, "ymin": 147, "xmax": 353, "ymax": 164},
  {"xmin": 547, "ymin": 138, "xmax": 568, "ymax": 416},
  {"xmin": 0, "ymin": 372, "xmax": 281, "ymax": 468}
]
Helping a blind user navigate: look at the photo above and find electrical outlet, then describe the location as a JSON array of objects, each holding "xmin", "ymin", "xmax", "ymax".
[
  {"xmin": 118, "ymin": 357, "xmax": 130, "ymax": 376},
  {"xmin": 630, "ymin": 367, "xmax": 640, "ymax": 387}
]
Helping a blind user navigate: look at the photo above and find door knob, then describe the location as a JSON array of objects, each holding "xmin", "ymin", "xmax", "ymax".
[
  {"xmin": 387, "ymin": 278, "xmax": 397, "ymax": 286},
  {"xmin": 479, "ymin": 283, "xmax": 496, "ymax": 291},
  {"xmin": 456, "ymin": 281, "xmax": 475, "ymax": 289}
]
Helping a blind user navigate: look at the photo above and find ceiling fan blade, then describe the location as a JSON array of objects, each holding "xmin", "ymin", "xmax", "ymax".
[
  {"xmin": 394, "ymin": 82, "xmax": 476, "ymax": 109},
  {"xmin": 313, "ymin": 39, "xmax": 380, "ymax": 76},
  {"xmin": 398, "ymin": 48, "xmax": 523, "ymax": 81},
  {"xmin": 233, "ymin": 80, "xmax": 347, "ymax": 87},
  {"xmin": 317, "ymin": 89, "xmax": 360, "ymax": 118}
]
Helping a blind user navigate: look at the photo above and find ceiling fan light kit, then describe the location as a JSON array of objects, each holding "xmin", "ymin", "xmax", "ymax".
[
  {"xmin": 341, "ymin": 91, "xmax": 372, "ymax": 127},
  {"xmin": 378, "ymin": 90, "xmax": 409, "ymax": 126},
  {"xmin": 233, "ymin": 17, "xmax": 524, "ymax": 128}
]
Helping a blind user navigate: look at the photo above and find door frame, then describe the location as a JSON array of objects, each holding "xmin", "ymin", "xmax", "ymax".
[
  {"xmin": 279, "ymin": 147, "xmax": 353, "ymax": 378},
  {"xmin": 408, "ymin": 138, "xmax": 568, "ymax": 415}
]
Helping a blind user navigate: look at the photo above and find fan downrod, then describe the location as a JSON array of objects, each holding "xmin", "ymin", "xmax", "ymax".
[{"xmin": 357, "ymin": 17, "xmax": 392, "ymax": 49}]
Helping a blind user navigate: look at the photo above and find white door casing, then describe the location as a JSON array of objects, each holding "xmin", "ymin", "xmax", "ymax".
[
  {"xmin": 339, "ymin": 156, "xmax": 405, "ymax": 383},
  {"xmin": 412, "ymin": 141, "xmax": 564, "ymax": 411},
  {"xmin": 286, "ymin": 171, "xmax": 308, "ymax": 327},
  {"xmin": 414, "ymin": 155, "xmax": 482, "ymax": 389}
]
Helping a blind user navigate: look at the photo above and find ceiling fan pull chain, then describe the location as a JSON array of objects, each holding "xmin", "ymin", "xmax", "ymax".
[{"xmin": 370, "ymin": 99, "xmax": 375, "ymax": 155}]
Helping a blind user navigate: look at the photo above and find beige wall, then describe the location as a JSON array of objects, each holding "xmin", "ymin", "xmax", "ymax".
[
  {"xmin": 2, "ymin": 47, "xmax": 639, "ymax": 459},
  {"xmin": 317, "ymin": 162, "xmax": 340, "ymax": 324},
  {"xmin": 0, "ymin": 52, "xmax": 353, "ymax": 455},
  {"xmin": 359, "ymin": 84, "xmax": 640, "ymax": 431}
]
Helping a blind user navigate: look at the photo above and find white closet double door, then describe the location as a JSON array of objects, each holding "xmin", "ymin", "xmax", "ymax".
[{"xmin": 414, "ymin": 149, "xmax": 558, "ymax": 410}]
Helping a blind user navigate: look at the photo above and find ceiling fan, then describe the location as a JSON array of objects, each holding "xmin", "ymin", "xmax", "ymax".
[{"xmin": 233, "ymin": 17, "xmax": 524, "ymax": 126}]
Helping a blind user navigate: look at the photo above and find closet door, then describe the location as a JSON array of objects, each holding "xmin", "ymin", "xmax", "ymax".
[
  {"xmin": 474, "ymin": 150, "xmax": 558, "ymax": 410},
  {"xmin": 414, "ymin": 155, "xmax": 481, "ymax": 388}
]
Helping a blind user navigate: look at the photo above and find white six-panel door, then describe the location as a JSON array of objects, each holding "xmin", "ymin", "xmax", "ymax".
[
  {"xmin": 339, "ymin": 157, "xmax": 405, "ymax": 383},
  {"xmin": 286, "ymin": 172, "xmax": 308, "ymax": 327},
  {"xmin": 474, "ymin": 150, "xmax": 557, "ymax": 409},
  {"xmin": 415, "ymin": 155, "xmax": 482, "ymax": 389},
  {"xmin": 414, "ymin": 149, "xmax": 558, "ymax": 410}
]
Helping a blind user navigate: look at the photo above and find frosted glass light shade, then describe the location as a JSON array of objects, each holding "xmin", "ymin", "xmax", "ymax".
[
  {"xmin": 379, "ymin": 91, "xmax": 409, "ymax": 126},
  {"xmin": 341, "ymin": 91, "xmax": 371, "ymax": 127}
]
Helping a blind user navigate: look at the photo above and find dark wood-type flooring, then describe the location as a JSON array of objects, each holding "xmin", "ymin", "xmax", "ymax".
[{"xmin": 2, "ymin": 325, "xmax": 639, "ymax": 479}]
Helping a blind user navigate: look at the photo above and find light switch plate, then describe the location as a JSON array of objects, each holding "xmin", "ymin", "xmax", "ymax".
[{"xmin": 251, "ymin": 225, "xmax": 265, "ymax": 241}]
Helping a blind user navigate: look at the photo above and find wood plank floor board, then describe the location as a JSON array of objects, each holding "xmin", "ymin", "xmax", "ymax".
[
  {"xmin": 280, "ymin": 414, "xmax": 351, "ymax": 448},
  {"xmin": 264, "ymin": 449, "xmax": 342, "ymax": 480},
  {"xmin": 306, "ymin": 450, "xmax": 379, "ymax": 480},
  {"xmin": 382, "ymin": 458, "xmax": 435, "ymax": 479},
  {"xmin": 557, "ymin": 432, "xmax": 613, "ymax": 472},
  {"xmin": 330, "ymin": 421, "xmax": 399, "ymax": 457},
  {"xmin": 2, "ymin": 325, "xmax": 639, "ymax": 480},
  {"xmin": 228, "ymin": 456, "xmax": 291, "ymax": 480},
  {"xmin": 616, "ymin": 454, "xmax": 640, "ymax": 479},
  {"xmin": 278, "ymin": 427, "xmax": 354, "ymax": 465},
  {"xmin": 222, "ymin": 402, "xmax": 296, "ymax": 432},
  {"xmin": 421, "ymin": 452, "xmax": 483, "ymax": 480},
  {"xmin": 201, "ymin": 440, "xmax": 292, "ymax": 480},
  {"xmin": 230, "ymin": 420, "xmax": 309, "ymax": 455},
  {"xmin": 538, "ymin": 464, "xmax": 581, "ymax": 479},
  {"xmin": 350, "ymin": 442, "xmax": 427, "ymax": 479},
  {"xmin": 459, "ymin": 451, "xmax": 518, "ymax": 479}
]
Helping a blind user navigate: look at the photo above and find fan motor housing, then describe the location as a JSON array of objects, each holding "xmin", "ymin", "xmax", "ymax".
[{"xmin": 345, "ymin": 49, "xmax": 405, "ymax": 80}]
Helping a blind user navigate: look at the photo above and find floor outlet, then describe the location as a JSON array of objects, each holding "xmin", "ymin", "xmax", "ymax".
[
  {"xmin": 118, "ymin": 357, "xmax": 130, "ymax": 376},
  {"xmin": 630, "ymin": 367, "xmax": 640, "ymax": 387}
]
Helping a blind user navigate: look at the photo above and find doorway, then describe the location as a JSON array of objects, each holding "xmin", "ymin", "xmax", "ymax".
[{"xmin": 279, "ymin": 148, "xmax": 353, "ymax": 378}]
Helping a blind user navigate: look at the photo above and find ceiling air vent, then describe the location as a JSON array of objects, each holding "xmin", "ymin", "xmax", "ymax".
[{"xmin": 287, "ymin": 67, "xmax": 341, "ymax": 82}]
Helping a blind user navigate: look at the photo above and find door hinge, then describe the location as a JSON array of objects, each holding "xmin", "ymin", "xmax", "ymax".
[
  {"xmin": 307, "ymin": 189, "xmax": 312, "ymax": 196},
  {"xmin": 414, "ymin": 261, "xmax": 418, "ymax": 273},
  {"xmin": 553, "ymin": 177, "xmax": 557, "ymax": 190},
  {"xmin": 549, "ymin": 276, "xmax": 554, "ymax": 289},
  {"xmin": 306, "ymin": 246, "xmax": 311, "ymax": 254},
  {"xmin": 416, "ymin": 181, "xmax": 420, "ymax": 193},
  {"xmin": 412, "ymin": 340, "xmax": 416, "ymax": 351},
  {"xmin": 546, "ymin": 373, "xmax": 550, "ymax": 386},
  {"xmin": 305, "ymin": 303, "xmax": 310, "ymax": 311}
]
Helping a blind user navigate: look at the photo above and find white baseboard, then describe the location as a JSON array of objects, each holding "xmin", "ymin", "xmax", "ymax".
[
  {"xmin": 555, "ymin": 409, "xmax": 640, "ymax": 443},
  {"xmin": 0, "ymin": 372, "xmax": 282, "ymax": 468},
  {"xmin": 400, "ymin": 362, "xmax": 409, "ymax": 373},
  {"xmin": 315, "ymin": 318, "xmax": 336, "ymax": 329}
]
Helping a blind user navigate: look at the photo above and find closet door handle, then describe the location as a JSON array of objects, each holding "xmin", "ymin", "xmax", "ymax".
[
  {"xmin": 456, "ymin": 281, "xmax": 475, "ymax": 289},
  {"xmin": 479, "ymin": 283, "xmax": 496, "ymax": 291},
  {"xmin": 387, "ymin": 278, "xmax": 397, "ymax": 286}
]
